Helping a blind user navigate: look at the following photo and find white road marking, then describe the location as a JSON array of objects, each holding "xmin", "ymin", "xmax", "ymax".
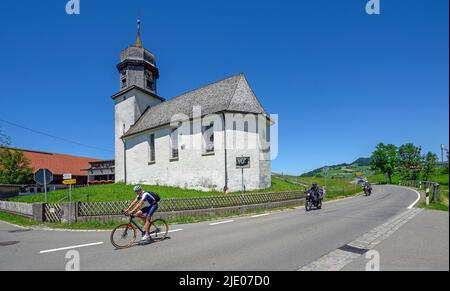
[
  {"xmin": 376, "ymin": 185, "xmax": 422, "ymax": 209},
  {"xmin": 168, "ymin": 228, "xmax": 183, "ymax": 233},
  {"xmin": 209, "ymin": 220, "xmax": 234, "ymax": 226},
  {"xmin": 250, "ymin": 213, "xmax": 271, "ymax": 218},
  {"xmin": 40, "ymin": 242, "xmax": 104, "ymax": 254},
  {"xmin": 407, "ymin": 188, "xmax": 422, "ymax": 209},
  {"xmin": 299, "ymin": 208, "xmax": 423, "ymax": 271}
]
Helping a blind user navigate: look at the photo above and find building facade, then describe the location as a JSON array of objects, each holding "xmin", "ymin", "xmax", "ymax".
[
  {"xmin": 113, "ymin": 20, "xmax": 272, "ymax": 192},
  {"xmin": 85, "ymin": 160, "xmax": 115, "ymax": 185}
]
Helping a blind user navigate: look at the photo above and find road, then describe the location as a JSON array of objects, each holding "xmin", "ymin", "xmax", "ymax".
[{"xmin": 0, "ymin": 185, "xmax": 447, "ymax": 271}]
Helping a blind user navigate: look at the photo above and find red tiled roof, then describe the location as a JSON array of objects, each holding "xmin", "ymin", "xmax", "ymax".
[{"xmin": 2, "ymin": 147, "xmax": 100, "ymax": 176}]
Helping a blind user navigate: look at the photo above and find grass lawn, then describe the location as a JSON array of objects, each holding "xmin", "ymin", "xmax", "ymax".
[
  {"xmin": 367, "ymin": 173, "xmax": 400, "ymax": 185},
  {"xmin": 274, "ymin": 175, "xmax": 362, "ymax": 200},
  {"xmin": 0, "ymin": 211, "xmax": 40, "ymax": 227},
  {"xmin": 420, "ymin": 171, "xmax": 449, "ymax": 211},
  {"xmin": 4, "ymin": 176, "xmax": 305, "ymax": 203}
]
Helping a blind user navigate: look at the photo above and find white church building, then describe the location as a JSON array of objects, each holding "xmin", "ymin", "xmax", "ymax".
[{"xmin": 113, "ymin": 20, "xmax": 272, "ymax": 192}]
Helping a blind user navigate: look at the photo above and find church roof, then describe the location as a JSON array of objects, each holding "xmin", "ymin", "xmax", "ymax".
[{"xmin": 123, "ymin": 73, "xmax": 267, "ymax": 138}]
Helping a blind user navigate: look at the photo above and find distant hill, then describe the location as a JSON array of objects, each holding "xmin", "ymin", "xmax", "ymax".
[
  {"xmin": 300, "ymin": 157, "xmax": 372, "ymax": 178},
  {"xmin": 351, "ymin": 157, "xmax": 372, "ymax": 167}
]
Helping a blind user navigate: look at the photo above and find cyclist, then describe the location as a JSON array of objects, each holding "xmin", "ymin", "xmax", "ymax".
[{"xmin": 124, "ymin": 185, "xmax": 159, "ymax": 241}]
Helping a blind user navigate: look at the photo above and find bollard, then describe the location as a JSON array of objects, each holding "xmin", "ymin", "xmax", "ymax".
[{"xmin": 425, "ymin": 188, "xmax": 430, "ymax": 206}]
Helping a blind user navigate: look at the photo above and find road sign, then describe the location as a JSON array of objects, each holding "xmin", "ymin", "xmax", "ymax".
[
  {"xmin": 34, "ymin": 168, "xmax": 53, "ymax": 203},
  {"xmin": 63, "ymin": 179, "xmax": 77, "ymax": 185},
  {"xmin": 34, "ymin": 169, "xmax": 53, "ymax": 185},
  {"xmin": 63, "ymin": 173, "xmax": 72, "ymax": 180}
]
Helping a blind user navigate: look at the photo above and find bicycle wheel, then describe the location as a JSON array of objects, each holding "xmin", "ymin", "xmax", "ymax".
[
  {"xmin": 149, "ymin": 219, "xmax": 168, "ymax": 242},
  {"xmin": 110, "ymin": 223, "xmax": 137, "ymax": 249}
]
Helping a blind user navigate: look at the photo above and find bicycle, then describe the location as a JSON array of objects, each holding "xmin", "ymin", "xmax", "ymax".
[{"xmin": 110, "ymin": 212, "xmax": 169, "ymax": 249}]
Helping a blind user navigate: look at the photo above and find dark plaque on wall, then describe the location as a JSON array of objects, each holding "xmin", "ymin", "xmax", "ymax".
[{"xmin": 236, "ymin": 157, "xmax": 251, "ymax": 169}]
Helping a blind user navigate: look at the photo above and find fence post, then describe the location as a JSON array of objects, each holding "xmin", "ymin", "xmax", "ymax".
[
  {"xmin": 32, "ymin": 203, "xmax": 46, "ymax": 222},
  {"xmin": 433, "ymin": 183, "xmax": 440, "ymax": 203},
  {"xmin": 61, "ymin": 202, "xmax": 78, "ymax": 224}
]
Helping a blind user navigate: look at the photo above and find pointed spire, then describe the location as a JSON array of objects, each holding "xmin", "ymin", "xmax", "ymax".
[{"xmin": 135, "ymin": 18, "xmax": 143, "ymax": 48}]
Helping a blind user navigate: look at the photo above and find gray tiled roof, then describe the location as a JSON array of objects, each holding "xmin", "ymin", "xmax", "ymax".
[{"xmin": 123, "ymin": 73, "xmax": 267, "ymax": 137}]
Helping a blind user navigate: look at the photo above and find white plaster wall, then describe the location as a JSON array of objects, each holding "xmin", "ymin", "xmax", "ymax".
[
  {"xmin": 120, "ymin": 112, "xmax": 272, "ymax": 192},
  {"xmin": 114, "ymin": 89, "xmax": 162, "ymax": 182},
  {"xmin": 124, "ymin": 118, "xmax": 226, "ymax": 191}
]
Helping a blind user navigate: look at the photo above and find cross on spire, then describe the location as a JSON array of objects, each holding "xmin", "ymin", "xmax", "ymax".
[{"xmin": 135, "ymin": 18, "xmax": 143, "ymax": 48}]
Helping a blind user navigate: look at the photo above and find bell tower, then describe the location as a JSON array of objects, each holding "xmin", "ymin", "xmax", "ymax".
[
  {"xmin": 116, "ymin": 18, "xmax": 159, "ymax": 94},
  {"xmin": 112, "ymin": 19, "xmax": 164, "ymax": 183}
]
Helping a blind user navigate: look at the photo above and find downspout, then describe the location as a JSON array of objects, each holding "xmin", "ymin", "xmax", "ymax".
[
  {"xmin": 122, "ymin": 138, "xmax": 127, "ymax": 184},
  {"xmin": 222, "ymin": 113, "xmax": 228, "ymax": 193}
]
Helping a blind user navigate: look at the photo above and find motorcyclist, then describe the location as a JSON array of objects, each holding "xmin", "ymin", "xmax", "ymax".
[
  {"xmin": 363, "ymin": 181, "xmax": 372, "ymax": 194},
  {"xmin": 309, "ymin": 182, "xmax": 321, "ymax": 201}
]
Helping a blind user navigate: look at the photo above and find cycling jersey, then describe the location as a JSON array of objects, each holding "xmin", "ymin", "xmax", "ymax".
[{"xmin": 138, "ymin": 191, "xmax": 158, "ymax": 207}]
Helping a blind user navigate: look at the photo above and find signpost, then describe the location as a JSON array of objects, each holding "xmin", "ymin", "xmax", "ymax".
[
  {"xmin": 63, "ymin": 173, "xmax": 72, "ymax": 180},
  {"xmin": 323, "ymin": 166, "xmax": 329, "ymax": 192},
  {"xmin": 236, "ymin": 157, "xmax": 251, "ymax": 192},
  {"xmin": 62, "ymin": 179, "xmax": 76, "ymax": 185},
  {"xmin": 34, "ymin": 169, "xmax": 53, "ymax": 203},
  {"xmin": 63, "ymin": 174, "xmax": 76, "ymax": 225}
]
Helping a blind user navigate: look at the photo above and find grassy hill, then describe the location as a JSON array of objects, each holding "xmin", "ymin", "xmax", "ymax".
[
  {"xmin": 300, "ymin": 157, "xmax": 373, "ymax": 179},
  {"xmin": 273, "ymin": 174, "xmax": 361, "ymax": 200}
]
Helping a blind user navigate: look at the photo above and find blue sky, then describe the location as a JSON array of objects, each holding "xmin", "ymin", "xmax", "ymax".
[{"xmin": 0, "ymin": 0, "xmax": 448, "ymax": 175}]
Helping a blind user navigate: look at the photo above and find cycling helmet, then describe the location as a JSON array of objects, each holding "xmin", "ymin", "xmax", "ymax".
[{"xmin": 133, "ymin": 185, "xmax": 143, "ymax": 192}]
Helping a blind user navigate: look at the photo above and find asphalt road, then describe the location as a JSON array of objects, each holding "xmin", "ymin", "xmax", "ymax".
[{"xmin": 0, "ymin": 185, "xmax": 445, "ymax": 271}]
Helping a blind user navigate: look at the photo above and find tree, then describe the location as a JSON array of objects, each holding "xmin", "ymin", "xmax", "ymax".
[
  {"xmin": 370, "ymin": 143, "xmax": 398, "ymax": 184},
  {"xmin": 421, "ymin": 152, "xmax": 437, "ymax": 181},
  {"xmin": 0, "ymin": 127, "xmax": 11, "ymax": 147},
  {"xmin": 0, "ymin": 148, "xmax": 33, "ymax": 185},
  {"xmin": 398, "ymin": 143, "xmax": 422, "ymax": 180},
  {"xmin": 442, "ymin": 149, "xmax": 449, "ymax": 174}
]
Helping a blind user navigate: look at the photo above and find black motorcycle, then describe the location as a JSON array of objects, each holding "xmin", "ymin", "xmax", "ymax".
[
  {"xmin": 305, "ymin": 189, "xmax": 323, "ymax": 211},
  {"xmin": 363, "ymin": 184, "xmax": 372, "ymax": 196}
]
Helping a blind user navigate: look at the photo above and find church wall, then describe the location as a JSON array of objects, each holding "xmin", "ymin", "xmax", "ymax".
[
  {"xmin": 122, "ymin": 114, "xmax": 271, "ymax": 193},
  {"xmin": 124, "ymin": 119, "xmax": 227, "ymax": 192}
]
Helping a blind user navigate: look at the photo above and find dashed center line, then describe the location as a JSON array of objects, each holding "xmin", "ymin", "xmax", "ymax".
[
  {"xmin": 251, "ymin": 213, "xmax": 271, "ymax": 218},
  {"xmin": 40, "ymin": 242, "xmax": 104, "ymax": 254},
  {"xmin": 209, "ymin": 220, "xmax": 234, "ymax": 226},
  {"xmin": 168, "ymin": 229, "xmax": 183, "ymax": 233}
]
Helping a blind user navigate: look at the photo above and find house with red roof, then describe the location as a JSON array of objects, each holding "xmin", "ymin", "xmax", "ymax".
[{"xmin": 1, "ymin": 147, "xmax": 107, "ymax": 192}]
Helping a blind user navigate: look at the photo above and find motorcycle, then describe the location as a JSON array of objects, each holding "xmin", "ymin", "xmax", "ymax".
[
  {"xmin": 363, "ymin": 184, "xmax": 372, "ymax": 196},
  {"xmin": 305, "ymin": 188, "xmax": 324, "ymax": 211}
]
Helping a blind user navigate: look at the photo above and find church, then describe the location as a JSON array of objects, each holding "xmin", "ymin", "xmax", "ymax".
[{"xmin": 113, "ymin": 20, "xmax": 272, "ymax": 193}]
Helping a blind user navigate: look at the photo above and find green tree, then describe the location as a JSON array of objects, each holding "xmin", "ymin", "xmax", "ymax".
[
  {"xmin": 443, "ymin": 149, "xmax": 449, "ymax": 174},
  {"xmin": 0, "ymin": 127, "xmax": 11, "ymax": 147},
  {"xmin": 370, "ymin": 143, "xmax": 398, "ymax": 184},
  {"xmin": 398, "ymin": 143, "xmax": 422, "ymax": 180},
  {"xmin": 421, "ymin": 152, "xmax": 438, "ymax": 181},
  {"xmin": 0, "ymin": 149, "xmax": 33, "ymax": 185}
]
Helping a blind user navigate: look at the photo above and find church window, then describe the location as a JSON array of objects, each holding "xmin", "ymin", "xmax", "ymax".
[
  {"xmin": 202, "ymin": 122, "xmax": 215, "ymax": 154},
  {"xmin": 148, "ymin": 134, "xmax": 155, "ymax": 163},
  {"xmin": 170, "ymin": 128, "xmax": 179, "ymax": 160},
  {"xmin": 121, "ymin": 71, "xmax": 127, "ymax": 89},
  {"xmin": 146, "ymin": 70, "xmax": 153, "ymax": 90}
]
